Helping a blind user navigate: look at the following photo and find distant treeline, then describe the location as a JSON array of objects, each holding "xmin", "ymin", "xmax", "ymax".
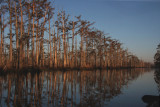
[{"xmin": 0, "ymin": 0, "xmax": 151, "ymax": 70}]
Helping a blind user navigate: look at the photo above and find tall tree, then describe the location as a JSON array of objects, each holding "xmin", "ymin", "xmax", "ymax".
[
  {"xmin": 27, "ymin": 2, "xmax": 31, "ymax": 66},
  {"xmin": 14, "ymin": 1, "xmax": 19, "ymax": 68},
  {"xmin": 0, "ymin": 13, "xmax": 2, "ymax": 66},
  {"xmin": 8, "ymin": 0, "xmax": 13, "ymax": 67},
  {"xmin": 154, "ymin": 44, "xmax": 160, "ymax": 67},
  {"xmin": 19, "ymin": 0, "xmax": 24, "ymax": 68},
  {"xmin": 32, "ymin": 0, "xmax": 35, "ymax": 66},
  {"xmin": 61, "ymin": 11, "xmax": 69, "ymax": 67}
]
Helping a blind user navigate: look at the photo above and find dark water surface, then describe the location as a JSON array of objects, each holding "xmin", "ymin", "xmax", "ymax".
[{"xmin": 0, "ymin": 68, "xmax": 159, "ymax": 107}]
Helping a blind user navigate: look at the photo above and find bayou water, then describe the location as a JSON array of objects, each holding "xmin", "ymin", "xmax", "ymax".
[{"xmin": 0, "ymin": 68, "xmax": 159, "ymax": 107}]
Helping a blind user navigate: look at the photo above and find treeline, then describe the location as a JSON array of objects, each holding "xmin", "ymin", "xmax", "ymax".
[{"xmin": 0, "ymin": 0, "xmax": 151, "ymax": 70}]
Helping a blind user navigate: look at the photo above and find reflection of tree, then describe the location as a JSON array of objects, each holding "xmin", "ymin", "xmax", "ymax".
[
  {"xmin": 0, "ymin": 69, "xmax": 147, "ymax": 107},
  {"xmin": 141, "ymin": 69, "xmax": 160, "ymax": 107},
  {"xmin": 154, "ymin": 69, "xmax": 160, "ymax": 93}
]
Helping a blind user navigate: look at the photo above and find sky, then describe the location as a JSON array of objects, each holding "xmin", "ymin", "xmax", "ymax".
[{"xmin": 53, "ymin": 0, "xmax": 160, "ymax": 63}]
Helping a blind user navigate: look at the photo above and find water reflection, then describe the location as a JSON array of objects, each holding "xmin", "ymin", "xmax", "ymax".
[
  {"xmin": 0, "ymin": 69, "xmax": 149, "ymax": 107},
  {"xmin": 154, "ymin": 69, "xmax": 160, "ymax": 93},
  {"xmin": 142, "ymin": 69, "xmax": 160, "ymax": 107}
]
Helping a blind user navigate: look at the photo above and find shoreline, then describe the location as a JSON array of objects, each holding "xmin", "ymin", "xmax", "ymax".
[{"xmin": 0, "ymin": 66, "xmax": 155, "ymax": 76}]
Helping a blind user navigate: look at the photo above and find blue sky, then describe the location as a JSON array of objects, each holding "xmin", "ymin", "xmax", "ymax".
[{"xmin": 53, "ymin": 0, "xmax": 160, "ymax": 63}]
